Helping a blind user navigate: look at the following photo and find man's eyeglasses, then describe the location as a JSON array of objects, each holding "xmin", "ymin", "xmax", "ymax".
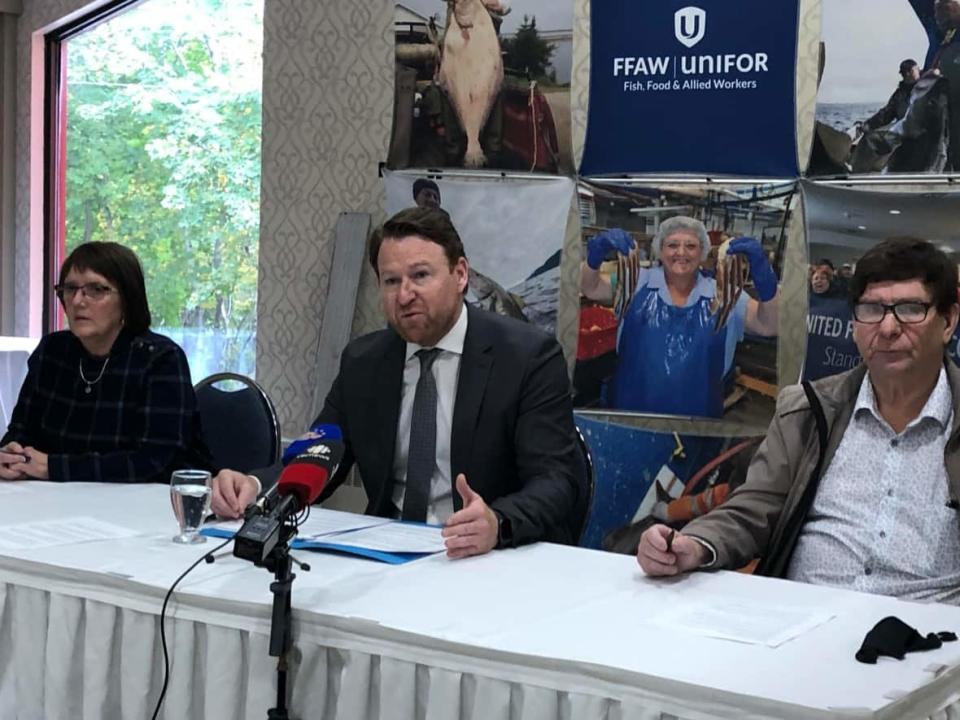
[
  {"xmin": 853, "ymin": 301, "xmax": 933, "ymax": 324},
  {"xmin": 54, "ymin": 283, "xmax": 117, "ymax": 302}
]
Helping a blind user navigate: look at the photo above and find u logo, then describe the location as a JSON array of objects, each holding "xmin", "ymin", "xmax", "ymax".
[{"xmin": 675, "ymin": 7, "xmax": 706, "ymax": 49}]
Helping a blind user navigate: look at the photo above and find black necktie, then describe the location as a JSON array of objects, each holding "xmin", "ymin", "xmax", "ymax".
[{"xmin": 402, "ymin": 348, "xmax": 441, "ymax": 521}]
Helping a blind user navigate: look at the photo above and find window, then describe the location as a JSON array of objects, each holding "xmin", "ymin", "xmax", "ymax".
[{"xmin": 47, "ymin": 0, "xmax": 263, "ymax": 379}]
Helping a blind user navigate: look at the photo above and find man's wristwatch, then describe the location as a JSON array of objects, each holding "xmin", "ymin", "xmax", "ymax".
[{"xmin": 494, "ymin": 510, "xmax": 513, "ymax": 548}]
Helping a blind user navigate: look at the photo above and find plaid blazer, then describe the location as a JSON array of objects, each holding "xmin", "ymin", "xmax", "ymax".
[{"xmin": 2, "ymin": 329, "xmax": 212, "ymax": 483}]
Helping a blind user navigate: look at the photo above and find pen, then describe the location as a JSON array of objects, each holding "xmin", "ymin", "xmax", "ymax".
[{"xmin": 666, "ymin": 529, "xmax": 675, "ymax": 553}]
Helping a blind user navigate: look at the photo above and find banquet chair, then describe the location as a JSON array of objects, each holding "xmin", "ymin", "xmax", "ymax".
[
  {"xmin": 194, "ymin": 372, "xmax": 281, "ymax": 472},
  {"xmin": 573, "ymin": 426, "xmax": 596, "ymax": 545}
]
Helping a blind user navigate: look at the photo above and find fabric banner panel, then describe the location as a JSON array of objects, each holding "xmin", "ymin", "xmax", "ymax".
[
  {"xmin": 800, "ymin": 181, "xmax": 960, "ymax": 381},
  {"xmin": 387, "ymin": 2, "xmax": 574, "ymax": 174},
  {"xmin": 580, "ymin": 0, "xmax": 800, "ymax": 177},
  {"xmin": 574, "ymin": 180, "xmax": 795, "ymax": 423},
  {"xmin": 383, "ymin": 171, "xmax": 574, "ymax": 336},
  {"xmin": 575, "ymin": 414, "xmax": 763, "ymax": 553},
  {"xmin": 809, "ymin": 0, "xmax": 954, "ymax": 176}
]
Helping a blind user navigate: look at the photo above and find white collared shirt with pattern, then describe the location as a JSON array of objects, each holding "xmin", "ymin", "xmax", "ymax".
[{"xmin": 788, "ymin": 367, "xmax": 960, "ymax": 604}]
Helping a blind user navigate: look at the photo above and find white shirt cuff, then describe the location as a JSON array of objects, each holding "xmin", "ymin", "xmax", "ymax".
[
  {"xmin": 248, "ymin": 474, "xmax": 262, "ymax": 497},
  {"xmin": 688, "ymin": 536, "xmax": 718, "ymax": 568}
]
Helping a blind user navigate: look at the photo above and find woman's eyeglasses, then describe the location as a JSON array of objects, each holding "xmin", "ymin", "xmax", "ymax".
[{"xmin": 54, "ymin": 283, "xmax": 117, "ymax": 301}]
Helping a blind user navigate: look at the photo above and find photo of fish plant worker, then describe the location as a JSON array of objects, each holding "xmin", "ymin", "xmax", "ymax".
[{"xmin": 579, "ymin": 216, "xmax": 779, "ymax": 418}]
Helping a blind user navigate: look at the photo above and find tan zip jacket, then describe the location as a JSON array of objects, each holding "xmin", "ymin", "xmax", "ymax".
[{"xmin": 684, "ymin": 359, "xmax": 960, "ymax": 578}]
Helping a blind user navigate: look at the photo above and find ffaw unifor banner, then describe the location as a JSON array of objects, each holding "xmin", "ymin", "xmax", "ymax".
[{"xmin": 580, "ymin": 1, "xmax": 800, "ymax": 177}]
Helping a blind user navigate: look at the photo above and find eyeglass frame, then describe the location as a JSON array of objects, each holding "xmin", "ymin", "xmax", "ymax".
[
  {"xmin": 54, "ymin": 282, "xmax": 119, "ymax": 302},
  {"xmin": 852, "ymin": 300, "xmax": 934, "ymax": 324}
]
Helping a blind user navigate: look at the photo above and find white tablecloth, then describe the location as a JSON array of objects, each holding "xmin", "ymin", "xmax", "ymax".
[
  {"xmin": 0, "ymin": 337, "xmax": 38, "ymax": 439},
  {"xmin": 1, "ymin": 482, "xmax": 959, "ymax": 720}
]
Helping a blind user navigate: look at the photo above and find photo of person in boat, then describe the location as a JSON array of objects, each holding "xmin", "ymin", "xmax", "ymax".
[
  {"xmin": 573, "ymin": 182, "xmax": 794, "ymax": 426},
  {"xmin": 389, "ymin": 1, "xmax": 573, "ymax": 173},
  {"xmin": 811, "ymin": 0, "xmax": 956, "ymax": 175},
  {"xmin": 801, "ymin": 181, "xmax": 960, "ymax": 381}
]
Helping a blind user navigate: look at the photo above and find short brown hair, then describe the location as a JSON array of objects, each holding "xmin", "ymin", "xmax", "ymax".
[
  {"xmin": 59, "ymin": 242, "xmax": 152, "ymax": 335},
  {"xmin": 368, "ymin": 206, "xmax": 467, "ymax": 275},
  {"xmin": 849, "ymin": 236, "xmax": 959, "ymax": 315}
]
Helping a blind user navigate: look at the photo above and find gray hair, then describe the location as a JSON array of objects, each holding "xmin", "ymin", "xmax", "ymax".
[{"xmin": 652, "ymin": 216, "xmax": 710, "ymax": 262}]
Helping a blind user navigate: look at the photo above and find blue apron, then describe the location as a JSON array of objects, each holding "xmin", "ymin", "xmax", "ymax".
[{"xmin": 609, "ymin": 285, "xmax": 727, "ymax": 417}]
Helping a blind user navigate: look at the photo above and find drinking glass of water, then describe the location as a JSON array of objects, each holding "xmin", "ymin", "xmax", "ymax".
[{"xmin": 170, "ymin": 469, "xmax": 212, "ymax": 544}]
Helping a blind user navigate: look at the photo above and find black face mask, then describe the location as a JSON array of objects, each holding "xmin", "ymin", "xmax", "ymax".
[{"xmin": 856, "ymin": 616, "xmax": 958, "ymax": 664}]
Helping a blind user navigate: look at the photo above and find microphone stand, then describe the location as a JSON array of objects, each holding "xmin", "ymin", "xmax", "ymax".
[{"xmin": 257, "ymin": 509, "xmax": 310, "ymax": 719}]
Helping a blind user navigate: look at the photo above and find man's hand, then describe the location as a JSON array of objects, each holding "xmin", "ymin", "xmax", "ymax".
[
  {"xmin": 211, "ymin": 470, "xmax": 259, "ymax": 518},
  {"xmin": 442, "ymin": 474, "xmax": 498, "ymax": 559},
  {"xmin": 637, "ymin": 524, "xmax": 708, "ymax": 577},
  {"xmin": 0, "ymin": 442, "xmax": 28, "ymax": 481}
]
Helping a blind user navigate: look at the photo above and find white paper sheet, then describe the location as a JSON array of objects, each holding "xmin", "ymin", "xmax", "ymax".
[
  {"xmin": 651, "ymin": 600, "xmax": 835, "ymax": 648},
  {"xmin": 299, "ymin": 509, "xmax": 393, "ymax": 538},
  {"xmin": 0, "ymin": 516, "xmax": 141, "ymax": 551},
  {"xmin": 203, "ymin": 509, "xmax": 391, "ymax": 539},
  {"xmin": 323, "ymin": 522, "xmax": 446, "ymax": 554}
]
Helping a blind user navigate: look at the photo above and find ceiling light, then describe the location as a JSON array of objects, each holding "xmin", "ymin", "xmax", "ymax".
[
  {"xmin": 889, "ymin": 209, "xmax": 901, "ymax": 215},
  {"xmin": 857, "ymin": 225, "xmax": 867, "ymax": 231}
]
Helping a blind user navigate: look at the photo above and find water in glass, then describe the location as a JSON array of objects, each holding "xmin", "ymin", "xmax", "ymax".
[{"xmin": 170, "ymin": 469, "xmax": 212, "ymax": 544}]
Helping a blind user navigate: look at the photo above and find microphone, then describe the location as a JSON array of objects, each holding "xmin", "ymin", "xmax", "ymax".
[
  {"xmin": 241, "ymin": 424, "xmax": 342, "ymax": 518},
  {"xmin": 234, "ymin": 432, "xmax": 344, "ymax": 565},
  {"xmin": 276, "ymin": 436, "xmax": 345, "ymax": 510},
  {"xmin": 281, "ymin": 423, "xmax": 342, "ymax": 466}
]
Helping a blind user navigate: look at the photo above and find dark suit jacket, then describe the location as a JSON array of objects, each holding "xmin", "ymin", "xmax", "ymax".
[{"xmin": 313, "ymin": 305, "xmax": 585, "ymax": 546}]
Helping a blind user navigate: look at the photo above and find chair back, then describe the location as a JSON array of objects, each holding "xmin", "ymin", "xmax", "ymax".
[
  {"xmin": 573, "ymin": 427, "xmax": 596, "ymax": 545},
  {"xmin": 194, "ymin": 372, "xmax": 281, "ymax": 473}
]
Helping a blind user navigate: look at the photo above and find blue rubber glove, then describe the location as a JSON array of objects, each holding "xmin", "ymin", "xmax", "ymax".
[
  {"xmin": 727, "ymin": 237, "xmax": 778, "ymax": 302},
  {"xmin": 586, "ymin": 228, "xmax": 635, "ymax": 270}
]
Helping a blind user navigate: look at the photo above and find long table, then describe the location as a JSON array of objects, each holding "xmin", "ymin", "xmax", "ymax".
[{"xmin": 1, "ymin": 482, "xmax": 959, "ymax": 720}]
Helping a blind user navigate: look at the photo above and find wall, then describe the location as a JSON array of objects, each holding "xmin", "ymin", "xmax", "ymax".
[
  {"xmin": 0, "ymin": 1, "xmax": 20, "ymax": 335},
  {"xmin": 257, "ymin": 0, "xmax": 392, "ymax": 431},
  {"xmin": 4, "ymin": 0, "xmax": 395, "ymax": 435},
  {"xmin": 3, "ymin": 0, "xmax": 820, "ymax": 439}
]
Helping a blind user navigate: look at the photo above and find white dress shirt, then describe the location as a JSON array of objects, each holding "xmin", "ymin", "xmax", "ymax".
[{"xmin": 390, "ymin": 304, "xmax": 468, "ymax": 524}]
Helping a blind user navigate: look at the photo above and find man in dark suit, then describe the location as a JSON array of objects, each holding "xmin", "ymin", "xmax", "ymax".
[{"xmin": 212, "ymin": 207, "xmax": 585, "ymax": 558}]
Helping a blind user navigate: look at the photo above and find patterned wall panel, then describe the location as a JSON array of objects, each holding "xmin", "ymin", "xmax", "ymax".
[{"xmin": 258, "ymin": 0, "xmax": 393, "ymax": 431}]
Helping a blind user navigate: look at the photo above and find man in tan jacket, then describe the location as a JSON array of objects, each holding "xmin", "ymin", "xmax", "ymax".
[{"xmin": 638, "ymin": 237, "xmax": 960, "ymax": 603}]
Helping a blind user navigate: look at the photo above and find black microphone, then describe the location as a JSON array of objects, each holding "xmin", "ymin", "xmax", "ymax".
[{"xmin": 234, "ymin": 436, "xmax": 344, "ymax": 564}]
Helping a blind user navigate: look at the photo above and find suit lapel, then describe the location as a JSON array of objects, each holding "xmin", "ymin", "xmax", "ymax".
[
  {"xmin": 371, "ymin": 333, "xmax": 406, "ymax": 514},
  {"xmin": 451, "ymin": 307, "xmax": 493, "ymax": 510}
]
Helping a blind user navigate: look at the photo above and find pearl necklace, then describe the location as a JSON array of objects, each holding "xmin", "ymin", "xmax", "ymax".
[{"xmin": 79, "ymin": 357, "xmax": 110, "ymax": 394}]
